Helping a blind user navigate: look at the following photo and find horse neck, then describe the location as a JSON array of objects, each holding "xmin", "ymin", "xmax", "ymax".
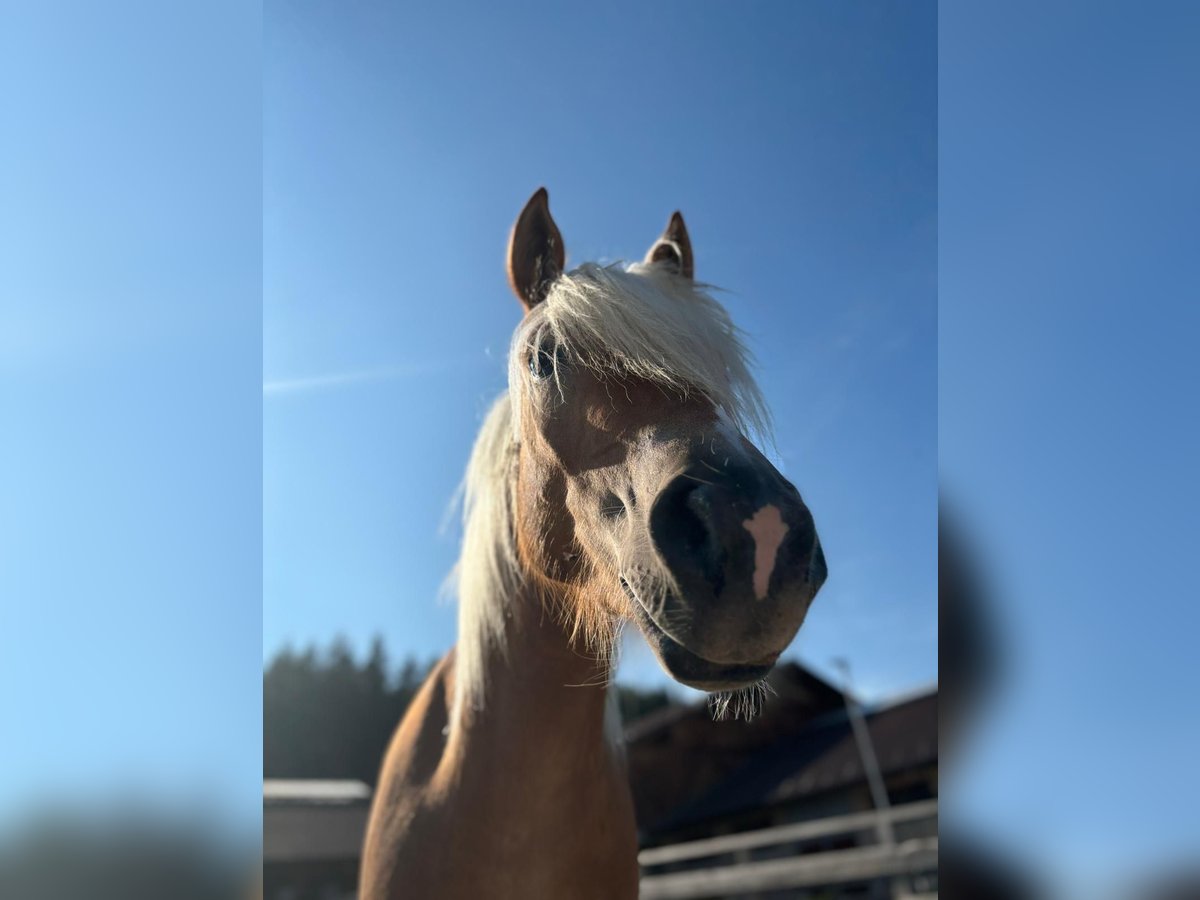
[
  {"xmin": 451, "ymin": 578, "xmax": 616, "ymax": 767},
  {"xmin": 435, "ymin": 579, "xmax": 638, "ymax": 896}
]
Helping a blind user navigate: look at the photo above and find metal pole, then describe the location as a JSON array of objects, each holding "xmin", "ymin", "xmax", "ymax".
[{"xmin": 833, "ymin": 658, "xmax": 895, "ymax": 849}]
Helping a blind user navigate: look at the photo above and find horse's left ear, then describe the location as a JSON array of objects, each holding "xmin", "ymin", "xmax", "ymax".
[
  {"xmin": 508, "ymin": 187, "xmax": 566, "ymax": 312},
  {"xmin": 643, "ymin": 211, "xmax": 694, "ymax": 279}
]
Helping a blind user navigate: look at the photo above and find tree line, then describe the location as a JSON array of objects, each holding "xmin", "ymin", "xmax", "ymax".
[{"xmin": 264, "ymin": 636, "xmax": 677, "ymax": 784}]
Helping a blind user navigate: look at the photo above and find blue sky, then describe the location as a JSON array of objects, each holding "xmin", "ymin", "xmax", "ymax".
[
  {"xmin": 263, "ymin": 1, "xmax": 938, "ymax": 702},
  {"xmin": 0, "ymin": 2, "xmax": 261, "ymax": 834},
  {"xmin": 940, "ymin": 1, "xmax": 1200, "ymax": 891}
]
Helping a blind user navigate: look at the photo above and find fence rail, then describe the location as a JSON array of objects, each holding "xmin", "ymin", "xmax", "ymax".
[{"xmin": 638, "ymin": 800, "xmax": 937, "ymax": 899}]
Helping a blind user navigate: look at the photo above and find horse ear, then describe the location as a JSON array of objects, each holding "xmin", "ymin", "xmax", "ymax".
[
  {"xmin": 643, "ymin": 211, "xmax": 694, "ymax": 279},
  {"xmin": 507, "ymin": 187, "xmax": 565, "ymax": 311}
]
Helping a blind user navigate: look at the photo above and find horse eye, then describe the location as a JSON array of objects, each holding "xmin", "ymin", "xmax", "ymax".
[{"xmin": 529, "ymin": 346, "xmax": 563, "ymax": 380}]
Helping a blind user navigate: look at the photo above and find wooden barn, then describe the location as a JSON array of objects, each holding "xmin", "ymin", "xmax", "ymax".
[
  {"xmin": 263, "ymin": 779, "xmax": 370, "ymax": 900},
  {"xmin": 629, "ymin": 663, "xmax": 938, "ymax": 898}
]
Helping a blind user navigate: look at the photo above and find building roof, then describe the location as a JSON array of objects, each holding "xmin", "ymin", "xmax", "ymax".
[
  {"xmin": 624, "ymin": 662, "xmax": 851, "ymax": 831},
  {"xmin": 263, "ymin": 779, "xmax": 371, "ymax": 805},
  {"xmin": 651, "ymin": 689, "xmax": 937, "ymax": 834},
  {"xmin": 263, "ymin": 780, "xmax": 373, "ymax": 864}
]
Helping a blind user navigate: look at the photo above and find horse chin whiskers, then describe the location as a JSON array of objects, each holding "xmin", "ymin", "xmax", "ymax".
[{"xmin": 707, "ymin": 678, "xmax": 775, "ymax": 722}]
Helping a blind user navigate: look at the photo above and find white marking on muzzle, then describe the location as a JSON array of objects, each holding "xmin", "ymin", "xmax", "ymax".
[{"xmin": 742, "ymin": 505, "xmax": 789, "ymax": 600}]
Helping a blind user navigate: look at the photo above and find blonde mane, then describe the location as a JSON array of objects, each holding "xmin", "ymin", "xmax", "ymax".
[
  {"xmin": 450, "ymin": 262, "xmax": 770, "ymax": 724},
  {"xmin": 510, "ymin": 262, "xmax": 770, "ymax": 439}
]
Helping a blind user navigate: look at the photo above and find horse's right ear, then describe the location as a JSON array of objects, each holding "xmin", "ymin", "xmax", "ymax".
[
  {"xmin": 507, "ymin": 188, "xmax": 565, "ymax": 312},
  {"xmin": 644, "ymin": 211, "xmax": 694, "ymax": 279}
]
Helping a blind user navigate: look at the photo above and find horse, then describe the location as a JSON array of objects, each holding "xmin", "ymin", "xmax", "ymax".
[{"xmin": 360, "ymin": 188, "xmax": 827, "ymax": 899}]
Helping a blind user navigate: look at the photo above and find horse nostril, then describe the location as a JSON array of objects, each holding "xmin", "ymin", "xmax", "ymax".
[
  {"xmin": 650, "ymin": 477, "xmax": 722, "ymax": 583},
  {"xmin": 678, "ymin": 488, "xmax": 715, "ymax": 557}
]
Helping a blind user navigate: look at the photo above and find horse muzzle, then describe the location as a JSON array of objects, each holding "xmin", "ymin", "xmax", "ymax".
[{"xmin": 631, "ymin": 453, "xmax": 825, "ymax": 687}]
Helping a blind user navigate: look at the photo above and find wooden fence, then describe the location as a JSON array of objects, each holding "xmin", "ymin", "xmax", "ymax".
[{"xmin": 639, "ymin": 799, "xmax": 937, "ymax": 899}]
